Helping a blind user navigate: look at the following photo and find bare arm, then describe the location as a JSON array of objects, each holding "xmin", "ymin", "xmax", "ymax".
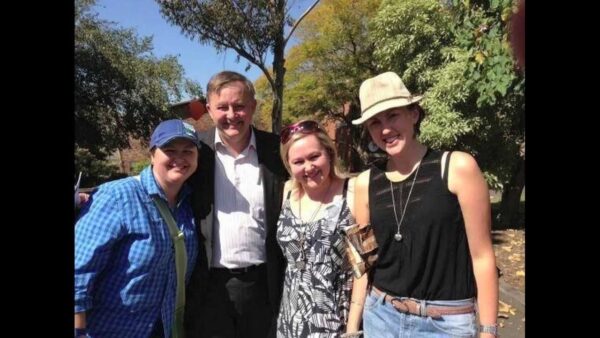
[
  {"xmin": 448, "ymin": 152, "xmax": 498, "ymax": 337},
  {"xmin": 345, "ymin": 171, "xmax": 371, "ymax": 333}
]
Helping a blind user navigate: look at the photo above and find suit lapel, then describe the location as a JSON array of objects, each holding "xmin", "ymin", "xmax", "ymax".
[
  {"xmin": 254, "ymin": 127, "xmax": 280, "ymax": 235},
  {"xmin": 198, "ymin": 127, "xmax": 216, "ymax": 266}
]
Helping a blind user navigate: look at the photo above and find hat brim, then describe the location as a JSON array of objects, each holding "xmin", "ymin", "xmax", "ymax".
[
  {"xmin": 153, "ymin": 135, "xmax": 199, "ymax": 149},
  {"xmin": 352, "ymin": 95, "xmax": 423, "ymax": 125}
]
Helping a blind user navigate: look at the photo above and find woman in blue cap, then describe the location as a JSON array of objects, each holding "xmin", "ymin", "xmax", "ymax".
[{"xmin": 75, "ymin": 119, "xmax": 201, "ymax": 338}]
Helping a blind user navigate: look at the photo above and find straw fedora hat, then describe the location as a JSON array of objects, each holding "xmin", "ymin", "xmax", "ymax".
[{"xmin": 352, "ymin": 72, "xmax": 423, "ymax": 125}]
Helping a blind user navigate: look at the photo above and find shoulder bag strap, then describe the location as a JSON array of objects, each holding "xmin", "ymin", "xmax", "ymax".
[
  {"xmin": 441, "ymin": 151, "xmax": 452, "ymax": 185},
  {"xmin": 134, "ymin": 175, "xmax": 187, "ymax": 338},
  {"xmin": 152, "ymin": 196, "xmax": 187, "ymax": 338}
]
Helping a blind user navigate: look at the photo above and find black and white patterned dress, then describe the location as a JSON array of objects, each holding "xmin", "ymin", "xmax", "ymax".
[{"xmin": 276, "ymin": 180, "xmax": 354, "ymax": 338}]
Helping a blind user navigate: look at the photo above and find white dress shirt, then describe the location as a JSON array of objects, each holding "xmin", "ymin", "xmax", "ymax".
[{"xmin": 211, "ymin": 130, "xmax": 266, "ymax": 268}]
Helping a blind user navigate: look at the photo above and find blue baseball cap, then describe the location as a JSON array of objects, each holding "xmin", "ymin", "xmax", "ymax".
[{"xmin": 150, "ymin": 119, "xmax": 199, "ymax": 149}]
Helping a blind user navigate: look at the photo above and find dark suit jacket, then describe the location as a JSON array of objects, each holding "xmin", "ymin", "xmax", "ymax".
[{"xmin": 184, "ymin": 126, "xmax": 288, "ymax": 336}]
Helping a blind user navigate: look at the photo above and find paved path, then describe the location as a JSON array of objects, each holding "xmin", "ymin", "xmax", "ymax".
[{"xmin": 497, "ymin": 280, "xmax": 525, "ymax": 337}]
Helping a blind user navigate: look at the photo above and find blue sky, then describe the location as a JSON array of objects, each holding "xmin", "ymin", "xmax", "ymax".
[{"xmin": 94, "ymin": 0, "xmax": 311, "ymax": 99}]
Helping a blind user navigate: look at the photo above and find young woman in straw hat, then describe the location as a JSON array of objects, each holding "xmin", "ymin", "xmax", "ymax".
[{"xmin": 345, "ymin": 72, "xmax": 499, "ymax": 337}]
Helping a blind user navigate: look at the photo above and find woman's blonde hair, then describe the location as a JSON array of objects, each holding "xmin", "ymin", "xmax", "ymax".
[{"xmin": 280, "ymin": 122, "xmax": 346, "ymax": 195}]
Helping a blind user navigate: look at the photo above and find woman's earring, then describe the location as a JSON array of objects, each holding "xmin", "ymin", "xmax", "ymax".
[{"xmin": 368, "ymin": 141, "xmax": 379, "ymax": 152}]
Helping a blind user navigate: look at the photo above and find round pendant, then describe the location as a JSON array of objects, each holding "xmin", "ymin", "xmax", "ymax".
[{"xmin": 394, "ymin": 233, "xmax": 403, "ymax": 242}]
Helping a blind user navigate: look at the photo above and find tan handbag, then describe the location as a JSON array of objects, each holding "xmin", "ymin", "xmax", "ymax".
[{"xmin": 343, "ymin": 223, "xmax": 378, "ymax": 278}]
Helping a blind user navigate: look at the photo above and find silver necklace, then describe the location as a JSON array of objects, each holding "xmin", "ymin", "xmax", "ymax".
[
  {"xmin": 389, "ymin": 161, "xmax": 421, "ymax": 242},
  {"xmin": 295, "ymin": 185, "xmax": 330, "ymax": 270}
]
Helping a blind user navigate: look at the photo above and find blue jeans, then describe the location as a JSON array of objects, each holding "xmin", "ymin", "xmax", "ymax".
[{"xmin": 363, "ymin": 289, "xmax": 477, "ymax": 338}]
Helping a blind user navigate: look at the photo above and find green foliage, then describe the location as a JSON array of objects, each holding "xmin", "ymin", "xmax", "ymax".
[
  {"xmin": 254, "ymin": 0, "xmax": 382, "ymax": 122},
  {"xmin": 130, "ymin": 159, "xmax": 151, "ymax": 176},
  {"xmin": 483, "ymin": 171, "xmax": 504, "ymax": 192},
  {"xmin": 450, "ymin": 1, "xmax": 520, "ymax": 106},
  {"xmin": 75, "ymin": 147, "xmax": 125, "ymax": 188},
  {"xmin": 257, "ymin": 0, "xmax": 524, "ymax": 187},
  {"xmin": 371, "ymin": 0, "xmax": 472, "ymax": 151},
  {"xmin": 446, "ymin": 0, "xmax": 525, "ymax": 184},
  {"xmin": 254, "ymin": 69, "xmax": 275, "ymax": 130},
  {"xmin": 254, "ymin": 0, "xmax": 382, "ymax": 168},
  {"xmin": 370, "ymin": 0, "xmax": 524, "ymax": 186},
  {"xmin": 255, "ymin": 45, "xmax": 330, "ymax": 126},
  {"xmin": 75, "ymin": 0, "xmax": 201, "ymax": 160},
  {"xmin": 157, "ymin": 0, "xmax": 282, "ymax": 58},
  {"xmin": 292, "ymin": 0, "xmax": 382, "ymax": 119},
  {"xmin": 156, "ymin": 0, "xmax": 321, "ymax": 132},
  {"xmin": 371, "ymin": 0, "xmax": 454, "ymax": 92}
]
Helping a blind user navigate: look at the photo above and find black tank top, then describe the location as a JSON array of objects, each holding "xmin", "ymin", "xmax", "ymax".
[{"xmin": 369, "ymin": 149, "xmax": 476, "ymax": 300}]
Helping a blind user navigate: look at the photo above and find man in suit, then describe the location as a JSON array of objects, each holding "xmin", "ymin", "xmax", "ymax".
[{"xmin": 185, "ymin": 71, "xmax": 288, "ymax": 338}]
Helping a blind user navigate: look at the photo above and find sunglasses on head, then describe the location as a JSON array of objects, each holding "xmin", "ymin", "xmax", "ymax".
[{"xmin": 280, "ymin": 120, "xmax": 321, "ymax": 144}]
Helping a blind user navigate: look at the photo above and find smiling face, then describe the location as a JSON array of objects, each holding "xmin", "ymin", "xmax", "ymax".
[
  {"xmin": 365, "ymin": 106, "xmax": 420, "ymax": 157},
  {"xmin": 206, "ymin": 81, "xmax": 256, "ymax": 149},
  {"xmin": 151, "ymin": 138, "xmax": 198, "ymax": 189},
  {"xmin": 286, "ymin": 134, "xmax": 332, "ymax": 190}
]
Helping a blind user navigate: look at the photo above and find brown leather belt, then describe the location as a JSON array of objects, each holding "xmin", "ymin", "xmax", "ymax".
[{"xmin": 371, "ymin": 286, "xmax": 475, "ymax": 319}]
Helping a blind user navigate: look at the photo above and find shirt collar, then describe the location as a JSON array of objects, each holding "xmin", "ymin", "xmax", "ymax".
[
  {"xmin": 214, "ymin": 127, "xmax": 257, "ymax": 153},
  {"xmin": 139, "ymin": 165, "xmax": 192, "ymax": 204}
]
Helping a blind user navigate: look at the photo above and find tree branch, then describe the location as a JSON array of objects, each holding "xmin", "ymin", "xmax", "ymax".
[
  {"xmin": 284, "ymin": 0, "xmax": 320, "ymax": 46},
  {"xmin": 257, "ymin": 63, "xmax": 275, "ymax": 91}
]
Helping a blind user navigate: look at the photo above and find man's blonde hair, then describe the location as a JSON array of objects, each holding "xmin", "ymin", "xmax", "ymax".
[{"xmin": 206, "ymin": 71, "xmax": 255, "ymax": 101}]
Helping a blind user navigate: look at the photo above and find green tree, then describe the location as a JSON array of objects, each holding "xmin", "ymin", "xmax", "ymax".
[
  {"xmin": 255, "ymin": 0, "xmax": 382, "ymax": 171},
  {"xmin": 75, "ymin": 0, "xmax": 201, "ymax": 182},
  {"xmin": 75, "ymin": 148, "xmax": 125, "ymax": 188},
  {"xmin": 75, "ymin": 0, "xmax": 201, "ymax": 156},
  {"xmin": 130, "ymin": 159, "xmax": 151, "ymax": 176},
  {"xmin": 156, "ymin": 0, "xmax": 320, "ymax": 133},
  {"xmin": 449, "ymin": 0, "xmax": 525, "ymax": 227},
  {"xmin": 254, "ymin": 0, "xmax": 524, "ymax": 227},
  {"xmin": 370, "ymin": 0, "xmax": 472, "ymax": 151},
  {"xmin": 293, "ymin": 0, "xmax": 381, "ymax": 117},
  {"xmin": 372, "ymin": 0, "xmax": 525, "ymax": 227}
]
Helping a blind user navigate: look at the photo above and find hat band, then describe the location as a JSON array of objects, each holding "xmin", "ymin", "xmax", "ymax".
[{"xmin": 361, "ymin": 95, "xmax": 413, "ymax": 114}]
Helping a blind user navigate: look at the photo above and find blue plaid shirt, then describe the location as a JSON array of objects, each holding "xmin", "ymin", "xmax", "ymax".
[{"xmin": 75, "ymin": 166, "xmax": 199, "ymax": 338}]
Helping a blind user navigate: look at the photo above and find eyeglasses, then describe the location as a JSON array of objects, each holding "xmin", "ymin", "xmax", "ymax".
[{"xmin": 280, "ymin": 120, "xmax": 321, "ymax": 144}]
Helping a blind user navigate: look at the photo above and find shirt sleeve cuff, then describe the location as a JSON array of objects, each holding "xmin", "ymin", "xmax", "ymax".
[{"xmin": 74, "ymin": 298, "xmax": 92, "ymax": 313}]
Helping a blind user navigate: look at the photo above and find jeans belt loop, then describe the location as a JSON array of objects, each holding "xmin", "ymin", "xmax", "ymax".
[
  {"xmin": 419, "ymin": 299, "xmax": 427, "ymax": 317},
  {"xmin": 379, "ymin": 290, "xmax": 388, "ymax": 305}
]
